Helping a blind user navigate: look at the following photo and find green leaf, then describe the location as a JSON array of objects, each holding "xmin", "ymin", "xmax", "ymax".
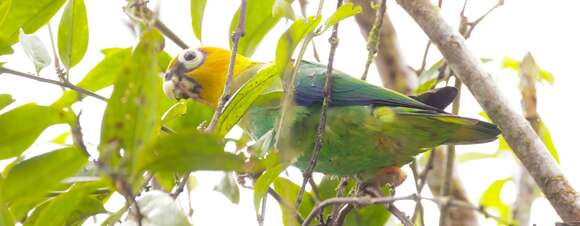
[
  {"xmin": 538, "ymin": 120, "xmax": 559, "ymax": 164},
  {"xmin": 51, "ymin": 131, "xmax": 71, "ymax": 144},
  {"xmin": 272, "ymin": 0, "xmax": 296, "ymax": 20},
  {"xmin": 253, "ymin": 164, "xmax": 287, "ymax": 214},
  {"xmin": 343, "ymin": 205, "xmax": 390, "ymax": 226},
  {"xmin": 99, "ymin": 29, "xmax": 164, "ymax": 170},
  {"xmin": 126, "ymin": 191, "xmax": 191, "ymax": 226},
  {"xmin": 0, "ymin": 103, "xmax": 73, "ymax": 159},
  {"xmin": 165, "ymin": 99, "xmax": 214, "ymax": 132},
  {"xmin": 0, "ymin": 203, "xmax": 14, "ymax": 226},
  {"xmin": 162, "ymin": 101, "xmax": 188, "ymax": 125},
  {"xmin": 154, "ymin": 171, "xmax": 177, "ymax": 192},
  {"xmin": 0, "ymin": 94, "xmax": 14, "ymax": 110},
  {"xmin": 415, "ymin": 78, "xmax": 437, "ymax": 94},
  {"xmin": 190, "ymin": 0, "xmax": 207, "ymax": 42},
  {"xmin": 501, "ymin": 56, "xmax": 519, "ymax": 71},
  {"xmin": 137, "ymin": 130, "xmax": 244, "ymax": 174},
  {"xmin": 214, "ymin": 64, "xmax": 279, "ymax": 137},
  {"xmin": 19, "ymin": 30, "xmax": 51, "ymax": 74},
  {"xmin": 1, "ymin": 147, "xmax": 87, "ymax": 205},
  {"xmin": 51, "ymin": 48, "xmax": 131, "ymax": 109},
  {"xmin": 273, "ymin": 177, "xmax": 315, "ymax": 226},
  {"xmin": 479, "ymin": 178, "xmax": 512, "ymax": 224},
  {"xmin": 323, "ymin": 3, "xmax": 361, "ymax": 31},
  {"xmin": 539, "ymin": 69, "xmax": 555, "ymax": 85},
  {"xmin": 230, "ymin": 0, "xmax": 282, "ymax": 56},
  {"xmin": 213, "ymin": 172, "xmax": 240, "ymax": 204},
  {"xmin": 0, "ymin": 0, "xmax": 66, "ymax": 55},
  {"xmin": 57, "ymin": 0, "xmax": 89, "ymax": 68},
  {"xmin": 25, "ymin": 182, "xmax": 106, "ymax": 226},
  {"xmin": 275, "ymin": 16, "xmax": 321, "ymax": 72},
  {"xmin": 457, "ymin": 151, "xmax": 500, "ymax": 162}
]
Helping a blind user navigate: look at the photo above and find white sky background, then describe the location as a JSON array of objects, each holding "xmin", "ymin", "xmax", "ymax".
[{"xmin": 1, "ymin": 0, "xmax": 580, "ymax": 225}]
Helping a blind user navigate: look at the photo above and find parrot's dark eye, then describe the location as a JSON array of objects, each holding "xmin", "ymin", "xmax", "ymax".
[{"xmin": 184, "ymin": 51, "xmax": 196, "ymax": 61}]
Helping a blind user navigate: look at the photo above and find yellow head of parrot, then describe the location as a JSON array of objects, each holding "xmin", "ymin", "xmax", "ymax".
[{"xmin": 163, "ymin": 47, "xmax": 254, "ymax": 107}]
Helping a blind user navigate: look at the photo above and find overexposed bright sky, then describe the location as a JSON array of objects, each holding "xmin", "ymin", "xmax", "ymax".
[{"xmin": 1, "ymin": 0, "xmax": 579, "ymax": 225}]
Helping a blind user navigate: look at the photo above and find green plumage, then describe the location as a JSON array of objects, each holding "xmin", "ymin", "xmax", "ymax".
[{"xmin": 239, "ymin": 61, "xmax": 500, "ymax": 175}]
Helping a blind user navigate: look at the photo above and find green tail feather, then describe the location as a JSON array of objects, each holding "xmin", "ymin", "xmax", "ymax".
[{"xmin": 433, "ymin": 115, "xmax": 501, "ymax": 144}]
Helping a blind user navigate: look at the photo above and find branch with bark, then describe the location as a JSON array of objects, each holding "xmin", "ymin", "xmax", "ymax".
[{"xmin": 396, "ymin": 0, "xmax": 580, "ymax": 221}]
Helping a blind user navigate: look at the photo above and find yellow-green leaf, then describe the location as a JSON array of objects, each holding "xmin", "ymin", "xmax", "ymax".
[
  {"xmin": 214, "ymin": 64, "xmax": 279, "ymax": 137},
  {"xmin": 0, "ymin": 0, "xmax": 66, "ymax": 55},
  {"xmin": 230, "ymin": 0, "xmax": 282, "ymax": 56},
  {"xmin": 99, "ymin": 29, "xmax": 164, "ymax": 170},
  {"xmin": 0, "ymin": 103, "xmax": 73, "ymax": 159},
  {"xmin": 213, "ymin": 172, "xmax": 240, "ymax": 204},
  {"xmin": 273, "ymin": 177, "xmax": 314, "ymax": 226},
  {"xmin": 0, "ymin": 94, "xmax": 14, "ymax": 110},
  {"xmin": 190, "ymin": 0, "xmax": 207, "ymax": 42},
  {"xmin": 137, "ymin": 130, "xmax": 244, "ymax": 174},
  {"xmin": 323, "ymin": 3, "xmax": 361, "ymax": 31},
  {"xmin": 272, "ymin": 0, "xmax": 295, "ymax": 20},
  {"xmin": 479, "ymin": 178, "xmax": 512, "ymax": 225},
  {"xmin": 538, "ymin": 120, "xmax": 559, "ymax": 164},
  {"xmin": 1, "ymin": 147, "xmax": 87, "ymax": 205},
  {"xmin": 57, "ymin": 0, "xmax": 89, "ymax": 68},
  {"xmin": 51, "ymin": 48, "xmax": 131, "ymax": 109},
  {"xmin": 275, "ymin": 16, "xmax": 321, "ymax": 72},
  {"xmin": 25, "ymin": 182, "xmax": 106, "ymax": 226},
  {"xmin": 253, "ymin": 164, "xmax": 287, "ymax": 214}
]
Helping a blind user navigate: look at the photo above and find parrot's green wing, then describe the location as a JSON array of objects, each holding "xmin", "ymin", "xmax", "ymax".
[{"xmin": 294, "ymin": 61, "xmax": 445, "ymax": 112}]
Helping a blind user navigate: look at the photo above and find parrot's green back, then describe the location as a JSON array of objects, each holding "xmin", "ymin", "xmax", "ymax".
[{"xmin": 239, "ymin": 61, "xmax": 500, "ymax": 175}]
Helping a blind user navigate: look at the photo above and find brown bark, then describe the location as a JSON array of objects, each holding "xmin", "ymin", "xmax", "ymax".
[
  {"xmin": 396, "ymin": 0, "xmax": 580, "ymax": 221},
  {"xmin": 428, "ymin": 147, "xmax": 479, "ymax": 226},
  {"xmin": 512, "ymin": 53, "xmax": 542, "ymax": 226},
  {"xmin": 350, "ymin": 1, "xmax": 480, "ymax": 225}
]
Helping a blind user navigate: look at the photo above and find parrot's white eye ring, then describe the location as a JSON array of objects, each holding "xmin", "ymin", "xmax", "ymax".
[{"xmin": 179, "ymin": 48, "xmax": 205, "ymax": 71}]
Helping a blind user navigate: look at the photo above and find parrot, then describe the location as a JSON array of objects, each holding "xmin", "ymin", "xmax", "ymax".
[{"xmin": 162, "ymin": 47, "xmax": 500, "ymax": 183}]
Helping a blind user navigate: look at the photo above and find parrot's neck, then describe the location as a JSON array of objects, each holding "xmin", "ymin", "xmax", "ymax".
[{"xmin": 191, "ymin": 47, "xmax": 256, "ymax": 107}]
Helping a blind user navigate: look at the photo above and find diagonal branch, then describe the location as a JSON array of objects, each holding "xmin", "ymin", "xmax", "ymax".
[
  {"xmin": 204, "ymin": 0, "xmax": 248, "ymax": 133},
  {"xmin": 296, "ymin": 0, "xmax": 343, "ymax": 209},
  {"xmin": 396, "ymin": 0, "xmax": 580, "ymax": 221}
]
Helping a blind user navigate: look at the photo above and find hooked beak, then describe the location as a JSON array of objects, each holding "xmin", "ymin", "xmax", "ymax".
[{"xmin": 163, "ymin": 63, "xmax": 202, "ymax": 100}]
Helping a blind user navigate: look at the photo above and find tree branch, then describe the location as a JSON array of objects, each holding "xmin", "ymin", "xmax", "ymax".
[
  {"xmin": 204, "ymin": 0, "xmax": 247, "ymax": 133},
  {"xmin": 512, "ymin": 53, "xmax": 542, "ymax": 226},
  {"xmin": 296, "ymin": 0, "xmax": 343, "ymax": 208},
  {"xmin": 0, "ymin": 67, "xmax": 107, "ymax": 101},
  {"xmin": 396, "ymin": 0, "xmax": 580, "ymax": 221}
]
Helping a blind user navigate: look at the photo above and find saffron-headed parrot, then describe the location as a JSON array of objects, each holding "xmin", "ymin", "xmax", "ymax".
[{"xmin": 162, "ymin": 47, "xmax": 500, "ymax": 182}]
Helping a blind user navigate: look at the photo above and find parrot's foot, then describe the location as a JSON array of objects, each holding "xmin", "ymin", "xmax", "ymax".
[{"xmin": 356, "ymin": 167, "xmax": 407, "ymax": 188}]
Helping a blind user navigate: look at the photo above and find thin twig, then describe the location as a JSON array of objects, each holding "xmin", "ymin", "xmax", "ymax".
[
  {"xmin": 360, "ymin": 0, "xmax": 386, "ymax": 80},
  {"xmin": 302, "ymin": 194, "xmax": 416, "ymax": 226},
  {"xmin": 204, "ymin": 0, "xmax": 247, "ymax": 133},
  {"xmin": 171, "ymin": 173, "xmax": 190, "ymax": 198},
  {"xmin": 416, "ymin": 41, "xmax": 431, "ymax": 75},
  {"xmin": 364, "ymin": 186, "xmax": 413, "ymax": 226},
  {"xmin": 257, "ymin": 192, "xmax": 268, "ymax": 226},
  {"xmin": 0, "ymin": 67, "xmax": 107, "ymax": 101},
  {"xmin": 328, "ymin": 177, "xmax": 350, "ymax": 224},
  {"xmin": 302, "ymin": 193, "xmax": 509, "ymax": 226},
  {"xmin": 439, "ymin": 78, "xmax": 461, "ymax": 226},
  {"xmin": 155, "ymin": 19, "xmax": 189, "ymax": 49},
  {"xmin": 296, "ymin": 0, "xmax": 343, "ymax": 208},
  {"xmin": 331, "ymin": 203, "xmax": 353, "ymax": 226}
]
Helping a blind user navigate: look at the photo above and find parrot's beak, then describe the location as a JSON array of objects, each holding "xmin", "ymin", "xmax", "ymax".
[{"xmin": 162, "ymin": 63, "xmax": 202, "ymax": 100}]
